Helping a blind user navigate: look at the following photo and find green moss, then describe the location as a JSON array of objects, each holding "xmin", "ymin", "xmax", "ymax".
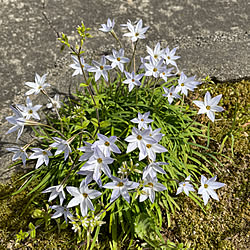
[
  {"xmin": 0, "ymin": 176, "xmax": 75, "ymax": 249},
  {"xmin": 164, "ymin": 80, "xmax": 250, "ymax": 249}
]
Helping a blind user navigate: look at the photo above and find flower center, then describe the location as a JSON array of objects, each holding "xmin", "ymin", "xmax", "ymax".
[
  {"xmin": 82, "ymin": 193, "xmax": 88, "ymax": 198},
  {"xmin": 153, "ymin": 68, "xmax": 157, "ymax": 72},
  {"xmin": 137, "ymin": 135, "xmax": 142, "ymax": 140},
  {"xmin": 104, "ymin": 141, "xmax": 110, "ymax": 146},
  {"xmin": 132, "ymin": 79, "xmax": 135, "ymax": 82},
  {"xmin": 170, "ymin": 93, "xmax": 173, "ymax": 96},
  {"xmin": 28, "ymin": 110, "xmax": 33, "ymax": 114},
  {"xmin": 181, "ymin": 83, "xmax": 184, "ymax": 87},
  {"xmin": 206, "ymin": 106, "xmax": 211, "ymax": 110},
  {"xmin": 100, "ymin": 66, "xmax": 104, "ymax": 70},
  {"xmin": 148, "ymin": 182, "xmax": 154, "ymax": 188},
  {"xmin": 183, "ymin": 183, "xmax": 186, "ymax": 186},
  {"xmin": 141, "ymin": 118, "xmax": 144, "ymax": 122},
  {"xmin": 204, "ymin": 184, "xmax": 208, "ymax": 188},
  {"xmin": 154, "ymin": 55, "xmax": 158, "ymax": 59},
  {"xmin": 81, "ymin": 63, "xmax": 84, "ymax": 68},
  {"xmin": 38, "ymin": 85, "xmax": 42, "ymax": 89},
  {"xmin": 117, "ymin": 57, "xmax": 121, "ymax": 61},
  {"xmin": 42, "ymin": 151, "xmax": 47, "ymax": 155},
  {"xmin": 135, "ymin": 32, "xmax": 139, "ymax": 37},
  {"xmin": 162, "ymin": 72, "xmax": 165, "ymax": 75},
  {"xmin": 117, "ymin": 182, "xmax": 124, "ymax": 187},
  {"xmin": 146, "ymin": 144, "xmax": 152, "ymax": 148},
  {"xmin": 97, "ymin": 158, "xmax": 103, "ymax": 163},
  {"xmin": 167, "ymin": 56, "xmax": 171, "ymax": 60}
]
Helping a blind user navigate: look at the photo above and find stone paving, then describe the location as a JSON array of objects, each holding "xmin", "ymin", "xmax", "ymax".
[{"xmin": 0, "ymin": 0, "xmax": 249, "ymax": 182}]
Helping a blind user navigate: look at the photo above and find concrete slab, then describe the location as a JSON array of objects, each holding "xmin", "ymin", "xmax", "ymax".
[{"xmin": 0, "ymin": 0, "xmax": 249, "ymax": 182}]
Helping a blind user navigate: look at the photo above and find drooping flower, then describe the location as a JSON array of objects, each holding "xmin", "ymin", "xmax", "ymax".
[
  {"xmin": 6, "ymin": 146, "xmax": 28, "ymax": 166},
  {"xmin": 198, "ymin": 175, "xmax": 225, "ymax": 205},
  {"xmin": 142, "ymin": 162, "xmax": 168, "ymax": 179},
  {"xmin": 87, "ymin": 56, "xmax": 112, "ymax": 82},
  {"xmin": 17, "ymin": 97, "xmax": 42, "ymax": 120},
  {"xmin": 78, "ymin": 142, "xmax": 95, "ymax": 161},
  {"xmin": 103, "ymin": 176, "xmax": 139, "ymax": 203},
  {"xmin": 139, "ymin": 176, "xmax": 167, "ymax": 203},
  {"xmin": 50, "ymin": 137, "xmax": 72, "ymax": 160},
  {"xmin": 25, "ymin": 73, "xmax": 50, "ymax": 95},
  {"xmin": 162, "ymin": 86, "xmax": 181, "ymax": 104},
  {"xmin": 67, "ymin": 179, "xmax": 102, "ymax": 217},
  {"xmin": 193, "ymin": 91, "xmax": 224, "ymax": 122},
  {"xmin": 130, "ymin": 112, "xmax": 154, "ymax": 130},
  {"xmin": 148, "ymin": 126, "xmax": 165, "ymax": 142},
  {"xmin": 176, "ymin": 175, "xmax": 195, "ymax": 196},
  {"xmin": 46, "ymin": 94, "xmax": 62, "ymax": 110},
  {"xmin": 42, "ymin": 185, "xmax": 66, "ymax": 205},
  {"xmin": 99, "ymin": 18, "xmax": 115, "ymax": 32},
  {"xmin": 50, "ymin": 205, "xmax": 73, "ymax": 224},
  {"xmin": 106, "ymin": 48, "xmax": 130, "ymax": 72},
  {"xmin": 6, "ymin": 106, "xmax": 26, "ymax": 141},
  {"xmin": 69, "ymin": 55, "xmax": 90, "ymax": 76},
  {"xmin": 123, "ymin": 71, "xmax": 144, "ymax": 92},
  {"xmin": 29, "ymin": 148, "xmax": 52, "ymax": 169},
  {"xmin": 123, "ymin": 19, "xmax": 149, "ymax": 42}
]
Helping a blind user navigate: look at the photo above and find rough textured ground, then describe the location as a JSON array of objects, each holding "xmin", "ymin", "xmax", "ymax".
[{"xmin": 0, "ymin": 0, "xmax": 249, "ymax": 181}]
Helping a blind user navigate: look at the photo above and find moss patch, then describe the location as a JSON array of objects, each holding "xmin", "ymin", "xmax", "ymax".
[{"xmin": 164, "ymin": 80, "xmax": 250, "ymax": 249}]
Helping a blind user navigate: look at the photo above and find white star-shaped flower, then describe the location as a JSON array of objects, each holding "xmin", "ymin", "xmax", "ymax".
[
  {"xmin": 25, "ymin": 73, "xmax": 50, "ymax": 95},
  {"xmin": 144, "ymin": 57, "xmax": 166, "ymax": 78},
  {"xmin": 6, "ymin": 146, "xmax": 28, "ymax": 166},
  {"xmin": 80, "ymin": 146, "xmax": 114, "ymax": 185},
  {"xmin": 93, "ymin": 133, "xmax": 121, "ymax": 157},
  {"xmin": 42, "ymin": 185, "xmax": 66, "ymax": 205},
  {"xmin": 198, "ymin": 175, "xmax": 225, "ymax": 205},
  {"xmin": 50, "ymin": 205, "xmax": 73, "ymax": 224},
  {"xmin": 123, "ymin": 19, "xmax": 149, "ymax": 42},
  {"xmin": 99, "ymin": 18, "xmax": 115, "ymax": 32},
  {"xmin": 29, "ymin": 148, "xmax": 52, "ymax": 169},
  {"xmin": 69, "ymin": 55, "xmax": 90, "ymax": 76},
  {"xmin": 67, "ymin": 180, "xmax": 102, "ymax": 217},
  {"xmin": 164, "ymin": 47, "xmax": 180, "ymax": 69},
  {"xmin": 142, "ymin": 162, "xmax": 168, "ymax": 179},
  {"xmin": 106, "ymin": 48, "xmax": 130, "ymax": 72},
  {"xmin": 145, "ymin": 42, "xmax": 165, "ymax": 61},
  {"xmin": 17, "ymin": 97, "xmax": 42, "ymax": 120},
  {"xmin": 130, "ymin": 112, "xmax": 154, "ymax": 130},
  {"xmin": 123, "ymin": 71, "xmax": 144, "ymax": 92},
  {"xmin": 103, "ymin": 176, "xmax": 139, "ymax": 203},
  {"xmin": 162, "ymin": 86, "xmax": 181, "ymax": 104},
  {"xmin": 176, "ymin": 175, "xmax": 195, "ymax": 196},
  {"xmin": 125, "ymin": 127, "xmax": 157, "ymax": 161},
  {"xmin": 50, "ymin": 137, "xmax": 72, "ymax": 160},
  {"xmin": 193, "ymin": 91, "xmax": 224, "ymax": 122},
  {"xmin": 46, "ymin": 94, "xmax": 62, "ymax": 110},
  {"xmin": 139, "ymin": 176, "xmax": 167, "ymax": 203},
  {"xmin": 87, "ymin": 56, "xmax": 112, "ymax": 82},
  {"xmin": 175, "ymin": 72, "xmax": 201, "ymax": 96},
  {"xmin": 6, "ymin": 106, "xmax": 26, "ymax": 141}
]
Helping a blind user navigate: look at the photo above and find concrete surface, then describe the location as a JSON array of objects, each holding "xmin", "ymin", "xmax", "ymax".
[{"xmin": 0, "ymin": 0, "xmax": 249, "ymax": 182}]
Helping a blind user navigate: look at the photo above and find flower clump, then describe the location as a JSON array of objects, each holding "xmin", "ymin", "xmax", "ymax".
[{"xmin": 5, "ymin": 18, "xmax": 226, "ymax": 247}]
